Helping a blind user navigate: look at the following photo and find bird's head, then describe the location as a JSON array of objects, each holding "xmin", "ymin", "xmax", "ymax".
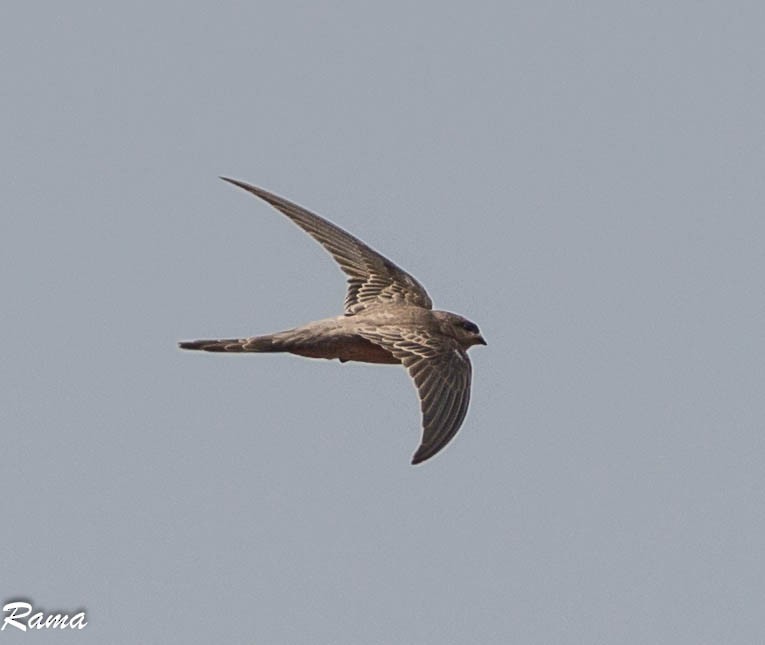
[{"xmin": 436, "ymin": 311, "xmax": 487, "ymax": 349}]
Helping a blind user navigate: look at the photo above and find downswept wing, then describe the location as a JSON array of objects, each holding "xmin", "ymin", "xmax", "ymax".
[
  {"xmin": 358, "ymin": 327, "xmax": 472, "ymax": 464},
  {"xmin": 220, "ymin": 177, "xmax": 433, "ymax": 314}
]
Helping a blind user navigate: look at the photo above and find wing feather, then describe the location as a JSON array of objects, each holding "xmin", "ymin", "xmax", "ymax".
[
  {"xmin": 220, "ymin": 178, "xmax": 433, "ymax": 313},
  {"xmin": 358, "ymin": 327, "xmax": 472, "ymax": 464}
]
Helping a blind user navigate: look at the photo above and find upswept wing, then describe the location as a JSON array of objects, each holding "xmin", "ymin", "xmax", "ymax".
[
  {"xmin": 358, "ymin": 326, "xmax": 472, "ymax": 465},
  {"xmin": 220, "ymin": 178, "xmax": 433, "ymax": 314}
]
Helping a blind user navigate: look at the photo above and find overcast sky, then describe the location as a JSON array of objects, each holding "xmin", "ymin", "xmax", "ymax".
[{"xmin": 3, "ymin": 2, "xmax": 765, "ymax": 643}]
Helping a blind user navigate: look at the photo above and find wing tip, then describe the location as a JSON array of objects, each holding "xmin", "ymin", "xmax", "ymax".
[
  {"xmin": 219, "ymin": 177, "xmax": 286, "ymax": 210},
  {"xmin": 219, "ymin": 176, "xmax": 246, "ymax": 189},
  {"xmin": 410, "ymin": 445, "xmax": 436, "ymax": 465}
]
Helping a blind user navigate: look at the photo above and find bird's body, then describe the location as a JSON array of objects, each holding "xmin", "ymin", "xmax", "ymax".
[
  {"xmin": 181, "ymin": 305, "xmax": 479, "ymax": 364},
  {"xmin": 180, "ymin": 178, "xmax": 485, "ymax": 464}
]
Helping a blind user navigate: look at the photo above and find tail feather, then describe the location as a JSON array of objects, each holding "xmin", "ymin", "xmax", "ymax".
[{"xmin": 178, "ymin": 336, "xmax": 278, "ymax": 353}]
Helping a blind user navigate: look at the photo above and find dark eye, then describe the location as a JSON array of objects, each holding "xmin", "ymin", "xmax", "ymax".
[{"xmin": 461, "ymin": 321, "xmax": 479, "ymax": 334}]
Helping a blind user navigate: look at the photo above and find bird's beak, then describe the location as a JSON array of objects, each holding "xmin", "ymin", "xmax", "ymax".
[{"xmin": 477, "ymin": 335, "xmax": 487, "ymax": 346}]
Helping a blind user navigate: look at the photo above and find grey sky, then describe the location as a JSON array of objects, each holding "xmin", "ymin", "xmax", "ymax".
[{"xmin": 3, "ymin": 2, "xmax": 764, "ymax": 643}]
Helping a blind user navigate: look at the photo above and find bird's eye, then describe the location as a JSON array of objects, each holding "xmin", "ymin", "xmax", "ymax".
[{"xmin": 461, "ymin": 321, "xmax": 479, "ymax": 334}]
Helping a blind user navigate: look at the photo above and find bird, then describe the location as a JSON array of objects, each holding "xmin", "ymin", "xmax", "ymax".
[{"xmin": 179, "ymin": 178, "xmax": 486, "ymax": 464}]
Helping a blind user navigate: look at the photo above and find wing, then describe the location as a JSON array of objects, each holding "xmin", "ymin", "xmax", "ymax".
[
  {"xmin": 220, "ymin": 177, "xmax": 433, "ymax": 314},
  {"xmin": 358, "ymin": 327, "xmax": 472, "ymax": 464}
]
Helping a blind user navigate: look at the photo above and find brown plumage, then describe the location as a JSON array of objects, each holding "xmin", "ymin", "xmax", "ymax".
[{"xmin": 179, "ymin": 178, "xmax": 485, "ymax": 465}]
